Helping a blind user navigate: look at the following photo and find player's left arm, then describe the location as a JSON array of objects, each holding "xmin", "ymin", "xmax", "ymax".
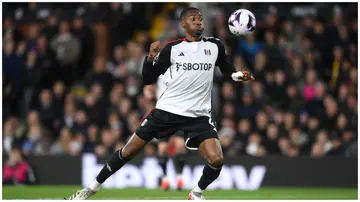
[{"xmin": 214, "ymin": 39, "xmax": 254, "ymax": 82}]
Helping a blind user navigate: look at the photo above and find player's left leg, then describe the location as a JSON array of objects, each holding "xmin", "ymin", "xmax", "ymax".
[
  {"xmin": 183, "ymin": 116, "xmax": 222, "ymax": 200},
  {"xmin": 189, "ymin": 137, "xmax": 223, "ymax": 200}
]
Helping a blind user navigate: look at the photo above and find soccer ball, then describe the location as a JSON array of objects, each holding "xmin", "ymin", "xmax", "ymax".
[{"xmin": 228, "ymin": 9, "xmax": 256, "ymax": 37}]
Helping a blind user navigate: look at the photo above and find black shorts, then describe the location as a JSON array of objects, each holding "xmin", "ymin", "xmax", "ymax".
[
  {"xmin": 158, "ymin": 130, "xmax": 184, "ymax": 143},
  {"xmin": 136, "ymin": 108, "xmax": 218, "ymax": 150}
]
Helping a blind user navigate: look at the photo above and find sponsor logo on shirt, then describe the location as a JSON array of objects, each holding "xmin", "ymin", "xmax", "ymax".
[{"xmin": 175, "ymin": 62, "xmax": 213, "ymax": 71}]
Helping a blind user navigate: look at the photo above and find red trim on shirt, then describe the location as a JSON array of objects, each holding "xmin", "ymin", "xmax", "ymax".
[{"xmin": 141, "ymin": 108, "xmax": 155, "ymax": 122}]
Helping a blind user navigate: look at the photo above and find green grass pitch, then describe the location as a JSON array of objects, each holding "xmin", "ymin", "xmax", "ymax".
[{"xmin": 2, "ymin": 186, "xmax": 357, "ymax": 200}]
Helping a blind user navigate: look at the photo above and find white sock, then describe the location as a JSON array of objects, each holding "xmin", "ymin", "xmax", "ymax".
[
  {"xmin": 192, "ymin": 184, "xmax": 203, "ymax": 193},
  {"xmin": 88, "ymin": 179, "xmax": 101, "ymax": 192},
  {"xmin": 176, "ymin": 174, "xmax": 182, "ymax": 180}
]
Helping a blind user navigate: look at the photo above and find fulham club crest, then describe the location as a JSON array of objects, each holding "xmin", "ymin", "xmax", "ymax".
[{"xmin": 204, "ymin": 49, "xmax": 211, "ymax": 55}]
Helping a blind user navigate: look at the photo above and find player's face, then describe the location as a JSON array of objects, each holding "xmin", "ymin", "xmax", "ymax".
[{"xmin": 182, "ymin": 10, "xmax": 204, "ymax": 37}]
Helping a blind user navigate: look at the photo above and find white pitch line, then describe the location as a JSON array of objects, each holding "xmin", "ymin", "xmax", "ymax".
[{"xmin": 6, "ymin": 195, "xmax": 354, "ymax": 200}]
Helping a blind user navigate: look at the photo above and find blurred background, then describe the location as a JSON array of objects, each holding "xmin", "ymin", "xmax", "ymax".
[{"xmin": 2, "ymin": 2, "xmax": 358, "ymax": 197}]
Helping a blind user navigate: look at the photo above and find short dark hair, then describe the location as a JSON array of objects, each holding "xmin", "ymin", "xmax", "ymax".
[{"xmin": 180, "ymin": 7, "xmax": 200, "ymax": 19}]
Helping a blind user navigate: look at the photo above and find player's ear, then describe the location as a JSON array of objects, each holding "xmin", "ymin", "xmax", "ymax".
[{"xmin": 180, "ymin": 19, "xmax": 185, "ymax": 28}]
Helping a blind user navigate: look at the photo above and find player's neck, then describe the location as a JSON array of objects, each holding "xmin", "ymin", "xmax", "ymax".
[{"xmin": 184, "ymin": 34, "xmax": 202, "ymax": 42}]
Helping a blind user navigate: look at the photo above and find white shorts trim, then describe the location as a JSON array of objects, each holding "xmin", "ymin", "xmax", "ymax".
[{"xmin": 185, "ymin": 137, "xmax": 198, "ymax": 151}]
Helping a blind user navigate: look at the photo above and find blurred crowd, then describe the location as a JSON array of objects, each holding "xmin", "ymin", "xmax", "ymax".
[{"xmin": 3, "ymin": 3, "xmax": 358, "ymax": 159}]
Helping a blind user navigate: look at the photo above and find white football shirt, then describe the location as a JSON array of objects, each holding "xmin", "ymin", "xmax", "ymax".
[{"xmin": 142, "ymin": 37, "xmax": 235, "ymax": 118}]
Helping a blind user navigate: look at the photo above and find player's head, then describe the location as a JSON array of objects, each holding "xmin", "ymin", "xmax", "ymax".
[{"xmin": 180, "ymin": 7, "xmax": 204, "ymax": 38}]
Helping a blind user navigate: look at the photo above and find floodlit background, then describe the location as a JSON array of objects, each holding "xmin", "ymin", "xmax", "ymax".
[{"xmin": 2, "ymin": 2, "xmax": 358, "ymax": 200}]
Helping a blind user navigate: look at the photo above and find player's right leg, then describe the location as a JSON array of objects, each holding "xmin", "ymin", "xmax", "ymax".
[
  {"xmin": 66, "ymin": 133, "xmax": 149, "ymax": 200},
  {"xmin": 157, "ymin": 139, "xmax": 170, "ymax": 191},
  {"xmin": 66, "ymin": 109, "xmax": 166, "ymax": 200}
]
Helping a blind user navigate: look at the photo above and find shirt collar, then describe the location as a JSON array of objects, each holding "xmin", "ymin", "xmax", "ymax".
[{"xmin": 184, "ymin": 36, "xmax": 203, "ymax": 42}]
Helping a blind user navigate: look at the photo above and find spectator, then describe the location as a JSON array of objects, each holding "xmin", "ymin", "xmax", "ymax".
[
  {"xmin": 59, "ymin": 101, "xmax": 77, "ymax": 132},
  {"xmin": 90, "ymin": 83, "xmax": 105, "ymax": 102},
  {"xmin": 85, "ymin": 57, "xmax": 114, "ymax": 95},
  {"xmin": 284, "ymin": 83, "xmax": 304, "ymax": 115},
  {"xmin": 264, "ymin": 124, "xmax": 280, "ymax": 154},
  {"xmin": 118, "ymin": 97, "xmax": 133, "ymax": 118},
  {"xmin": 288, "ymin": 55, "xmax": 304, "ymax": 86},
  {"xmin": 246, "ymin": 133, "xmax": 266, "ymax": 157},
  {"xmin": 303, "ymin": 69, "xmax": 318, "ymax": 102},
  {"xmin": 36, "ymin": 35, "xmax": 58, "ymax": 88},
  {"xmin": 22, "ymin": 111, "xmax": 51, "ymax": 155},
  {"xmin": 218, "ymin": 126, "xmax": 236, "ymax": 156},
  {"xmin": 271, "ymin": 70, "xmax": 287, "ymax": 107},
  {"xmin": 3, "ymin": 117, "xmax": 24, "ymax": 154},
  {"xmin": 68, "ymin": 134, "xmax": 84, "ymax": 156},
  {"xmin": 83, "ymin": 124, "xmax": 100, "ymax": 153},
  {"xmin": 306, "ymin": 81, "xmax": 326, "ymax": 117},
  {"xmin": 278, "ymin": 136, "xmax": 291, "ymax": 156},
  {"xmin": 236, "ymin": 93, "xmax": 258, "ymax": 122},
  {"xmin": 251, "ymin": 81, "xmax": 269, "ymax": 108},
  {"xmin": 108, "ymin": 112, "xmax": 123, "ymax": 141},
  {"xmin": 221, "ymin": 82, "xmax": 236, "ymax": 102},
  {"xmin": 136, "ymin": 31, "xmax": 152, "ymax": 52},
  {"xmin": 287, "ymin": 145, "xmax": 300, "ymax": 157},
  {"xmin": 3, "ymin": 17, "xmax": 24, "ymax": 44},
  {"xmin": 306, "ymin": 116, "xmax": 321, "ymax": 141},
  {"xmin": 255, "ymin": 111, "xmax": 268, "ymax": 137},
  {"xmin": 23, "ymin": 49, "xmax": 41, "ymax": 114},
  {"xmin": 126, "ymin": 111, "xmax": 141, "ymax": 135},
  {"xmin": 41, "ymin": 15, "xmax": 58, "ymax": 41},
  {"xmin": 37, "ymin": 89, "xmax": 55, "ymax": 131},
  {"xmin": 125, "ymin": 76, "xmax": 141, "ymax": 98},
  {"xmin": 52, "ymin": 81, "xmax": 66, "ymax": 119},
  {"xmin": 252, "ymin": 51, "xmax": 267, "ymax": 82},
  {"xmin": 26, "ymin": 24, "xmax": 39, "ymax": 52},
  {"xmin": 3, "ymin": 40, "xmax": 23, "ymax": 117},
  {"xmin": 322, "ymin": 97, "xmax": 338, "ymax": 132},
  {"xmin": 263, "ymin": 30, "xmax": 283, "ymax": 68},
  {"xmin": 289, "ymin": 127, "xmax": 308, "ymax": 149},
  {"xmin": 82, "ymin": 92, "xmax": 106, "ymax": 127},
  {"xmin": 222, "ymin": 103, "xmax": 236, "ymax": 119},
  {"xmin": 108, "ymin": 2, "xmax": 131, "ymax": 47},
  {"xmin": 3, "ymin": 147, "xmax": 36, "ymax": 185},
  {"xmin": 72, "ymin": 110, "xmax": 89, "ymax": 137},
  {"xmin": 50, "ymin": 127, "xmax": 73, "ymax": 155},
  {"xmin": 95, "ymin": 129, "xmax": 115, "ymax": 157},
  {"xmin": 72, "ymin": 16, "xmax": 95, "ymax": 81},
  {"xmin": 50, "ymin": 20, "xmax": 80, "ymax": 85},
  {"xmin": 108, "ymin": 45, "xmax": 127, "ymax": 79},
  {"xmin": 328, "ymin": 46, "xmax": 347, "ymax": 92},
  {"xmin": 107, "ymin": 82, "xmax": 125, "ymax": 115},
  {"xmin": 236, "ymin": 119, "xmax": 251, "ymax": 146},
  {"xmin": 236, "ymin": 33, "xmax": 263, "ymax": 66},
  {"xmin": 311, "ymin": 142, "xmax": 325, "ymax": 158},
  {"xmin": 126, "ymin": 42, "xmax": 147, "ymax": 76}
]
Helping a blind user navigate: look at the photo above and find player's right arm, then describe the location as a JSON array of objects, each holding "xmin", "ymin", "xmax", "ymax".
[{"xmin": 142, "ymin": 41, "xmax": 171, "ymax": 85}]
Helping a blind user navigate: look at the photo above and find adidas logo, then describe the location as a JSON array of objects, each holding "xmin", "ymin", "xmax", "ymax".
[
  {"xmin": 106, "ymin": 163, "xmax": 112, "ymax": 172},
  {"xmin": 178, "ymin": 52, "xmax": 184, "ymax": 56}
]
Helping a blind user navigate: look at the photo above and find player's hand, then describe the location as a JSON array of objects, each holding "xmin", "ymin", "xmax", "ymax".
[
  {"xmin": 147, "ymin": 41, "xmax": 162, "ymax": 62},
  {"xmin": 231, "ymin": 71, "xmax": 255, "ymax": 82}
]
